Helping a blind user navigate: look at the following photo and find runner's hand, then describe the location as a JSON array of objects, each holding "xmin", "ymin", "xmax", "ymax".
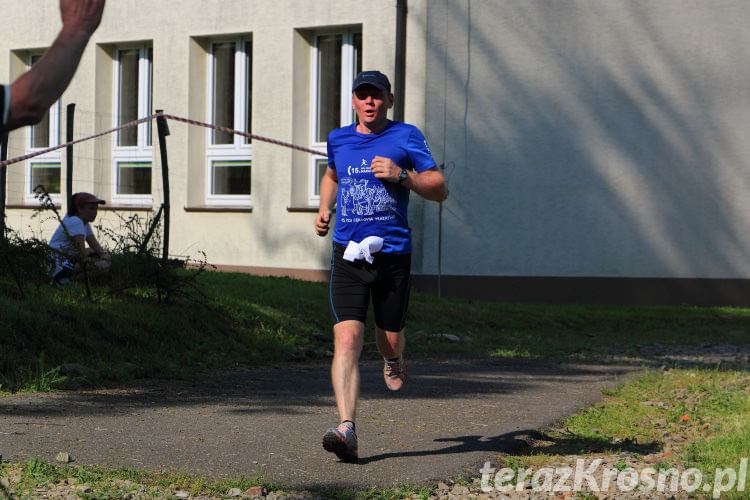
[
  {"xmin": 370, "ymin": 156, "xmax": 402, "ymax": 183},
  {"xmin": 60, "ymin": 0, "xmax": 105, "ymax": 37},
  {"xmin": 315, "ymin": 209, "xmax": 332, "ymax": 236}
]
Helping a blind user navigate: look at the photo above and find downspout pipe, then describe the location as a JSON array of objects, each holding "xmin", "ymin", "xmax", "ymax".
[{"xmin": 394, "ymin": 0, "xmax": 407, "ymax": 122}]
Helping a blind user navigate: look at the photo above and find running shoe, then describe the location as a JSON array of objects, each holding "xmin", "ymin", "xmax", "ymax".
[
  {"xmin": 322, "ymin": 422, "xmax": 358, "ymax": 462},
  {"xmin": 383, "ymin": 357, "xmax": 407, "ymax": 391}
]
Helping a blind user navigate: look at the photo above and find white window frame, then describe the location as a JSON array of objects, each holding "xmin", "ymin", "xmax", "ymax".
[
  {"xmin": 111, "ymin": 45, "xmax": 153, "ymax": 206},
  {"xmin": 308, "ymin": 30, "xmax": 360, "ymax": 205},
  {"xmin": 205, "ymin": 37, "xmax": 252, "ymax": 206},
  {"xmin": 25, "ymin": 53, "xmax": 61, "ymax": 204}
]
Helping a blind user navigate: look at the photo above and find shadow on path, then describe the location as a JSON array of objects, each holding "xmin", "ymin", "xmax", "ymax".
[{"xmin": 0, "ymin": 355, "xmax": 640, "ymax": 489}]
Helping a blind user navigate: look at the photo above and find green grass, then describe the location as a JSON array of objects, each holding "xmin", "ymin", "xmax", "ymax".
[
  {"xmin": 0, "ymin": 271, "xmax": 335, "ymax": 393},
  {"xmin": 497, "ymin": 368, "xmax": 749, "ymax": 498},
  {"xmin": 0, "ymin": 456, "xmax": 437, "ymax": 500},
  {"xmin": 411, "ymin": 296, "xmax": 750, "ymax": 370},
  {"xmin": 562, "ymin": 369, "xmax": 749, "ymax": 448},
  {"xmin": 3, "ymin": 269, "xmax": 750, "ymax": 393},
  {"xmin": 1, "ymin": 458, "xmax": 281, "ymax": 499},
  {"xmin": 1, "ymin": 270, "xmax": 749, "ymax": 498}
]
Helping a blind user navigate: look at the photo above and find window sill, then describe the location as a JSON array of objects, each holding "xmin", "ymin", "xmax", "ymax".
[
  {"xmin": 101, "ymin": 205, "xmax": 154, "ymax": 212},
  {"xmin": 287, "ymin": 206, "xmax": 332, "ymax": 213},
  {"xmin": 5, "ymin": 203, "xmax": 59, "ymax": 210},
  {"xmin": 184, "ymin": 206, "xmax": 253, "ymax": 213},
  {"xmin": 6, "ymin": 204, "xmax": 154, "ymax": 212}
]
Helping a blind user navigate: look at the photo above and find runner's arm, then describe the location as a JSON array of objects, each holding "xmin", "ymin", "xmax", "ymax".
[
  {"xmin": 400, "ymin": 166, "xmax": 447, "ymax": 202},
  {"xmin": 6, "ymin": 0, "xmax": 105, "ymax": 129},
  {"xmin": 371, "ymin": 156, "xmax": 447, "ymax": 202}
]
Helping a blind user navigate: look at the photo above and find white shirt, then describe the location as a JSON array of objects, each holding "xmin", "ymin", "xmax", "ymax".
[{"xmin": 49, "ymin": 215, "xmax": 93, "ymax": 276}]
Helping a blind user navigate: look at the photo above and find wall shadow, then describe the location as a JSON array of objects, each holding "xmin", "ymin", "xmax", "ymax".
[{"xmin": 422, "ymin": 0, "xmax": 750, "ymax": 285}]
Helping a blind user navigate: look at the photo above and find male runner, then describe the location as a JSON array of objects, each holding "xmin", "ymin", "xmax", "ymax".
[{"xmin": 315, "ymin": 70, "xmax": 447, "ymax": 462}]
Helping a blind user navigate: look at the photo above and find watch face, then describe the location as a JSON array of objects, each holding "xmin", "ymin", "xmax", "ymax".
[{"xmin": 399, "ymin": 169, "xmax": 408, "ymax": 182}]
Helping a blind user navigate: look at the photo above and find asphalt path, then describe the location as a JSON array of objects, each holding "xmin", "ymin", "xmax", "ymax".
[{"xmin": 0, "ymin": 356, "xmax": 638, "ymax": 490}]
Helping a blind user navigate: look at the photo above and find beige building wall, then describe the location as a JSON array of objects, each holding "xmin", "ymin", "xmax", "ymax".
[
  {"xmin": 1, "ymin": 0, "xmax": 410, "ymax": 277},
  {"xmin": 422, "ymin": 0, "xmax": 750, "ymax": 282},
  {"xmin": 8, "ymin": 0, "xmax": 750, "ymax": 305}
]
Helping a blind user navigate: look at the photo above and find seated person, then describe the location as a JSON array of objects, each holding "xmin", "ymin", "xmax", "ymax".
[{"xmin": 49, "ymin": 192, "xmax": 111, "ymax": 284}]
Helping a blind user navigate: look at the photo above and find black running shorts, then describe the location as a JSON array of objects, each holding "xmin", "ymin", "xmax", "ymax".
[{"xmin": 328, "ymin": 243, "xmax": 411, "ymax": 332}]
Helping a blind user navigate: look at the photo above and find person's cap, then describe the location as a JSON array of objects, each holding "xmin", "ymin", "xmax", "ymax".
[
  {"xmin": 352, "ymin": 70, "xmax": 391, "ymax": 92},
  {"xmin": 72, "ymin": 192, "xmax": 106, "ymax": 206}
]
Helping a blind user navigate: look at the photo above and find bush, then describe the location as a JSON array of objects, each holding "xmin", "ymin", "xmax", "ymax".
[
  {"xmin": 0, "ymin": 229, "xmax": 55, "ymax": 298},
  {"xmin": 0, "ymin": 186, "xmax": 210, "ymax": 303}
]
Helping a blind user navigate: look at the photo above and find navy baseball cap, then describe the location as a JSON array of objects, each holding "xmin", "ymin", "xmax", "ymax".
[{"xmin": 352, "ymin": 70, "xmax": 391, "ymax": 92}]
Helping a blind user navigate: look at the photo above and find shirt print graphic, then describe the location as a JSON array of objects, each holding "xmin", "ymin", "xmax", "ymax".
[{"xmin": 339, "ymin": 158, "xmax": 397, "ymax": 222}]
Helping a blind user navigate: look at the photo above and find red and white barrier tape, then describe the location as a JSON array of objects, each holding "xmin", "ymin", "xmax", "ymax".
[
  {"xmin": 160, "ymin": 113, "xmax": 327, "ymax": 157},
  {"xmin": 0, "ymin": 114, "xmax": 155, "ymax": 168},
  {"xmin": 0, "ymin": 111, "xmax": 326, "ymax": 168}
]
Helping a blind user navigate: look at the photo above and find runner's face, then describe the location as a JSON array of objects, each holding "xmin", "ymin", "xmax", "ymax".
[{"xmin": 352, "ymin": 86, "xmax": 393, "ymax": 132}]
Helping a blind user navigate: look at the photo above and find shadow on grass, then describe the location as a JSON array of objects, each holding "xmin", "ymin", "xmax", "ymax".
[
  {"xmin": 578, "ymin": 346, "xmax": 749, "ymax": 373},
  {"xmin": 507, "ymin": 429, "xmax": 661, "ymax": 458},
  {"xmin": 352, "ymin": 429, "xmax": 659, "ymax": 465}
]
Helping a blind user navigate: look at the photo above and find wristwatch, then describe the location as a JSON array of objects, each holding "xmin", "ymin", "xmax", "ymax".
[{"xmin": 398, "ymin": 169, "xmax": 408, "ymax": 184}]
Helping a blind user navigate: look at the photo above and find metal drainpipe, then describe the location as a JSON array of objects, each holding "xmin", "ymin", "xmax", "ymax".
[{"xmin": 394, "ymin": 0, "xmax": 407, "ymax": 122}]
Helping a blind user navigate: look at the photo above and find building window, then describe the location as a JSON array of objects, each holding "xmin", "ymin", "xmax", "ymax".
[
  {"xmin": 29, "ymin": 162, "xmax": 62, "ymax": 198},
  {"xmin": 116, "ymin": 161, "xmax": 152, "ymax": 195},
  {"xmin": 309, "ymin": 30, "xmax": 361, "ymax": 202},
  {"xmin": 312, "ymin": 158, "xmax": 328, "ymax": 197},
  {"xmin": 211, "ymin": 160, "xmax": 251, "ymax": 195},
  {"xmin": 206, "ymin": 38, "xmax": 252, "ymax": 205},
  {"xmin": 112, "ymin": 45, "xmax": 153, "ymax": 202},
  {"xmin": 26, "ymin": 53, "xmax": 61, "ymax": 202}
]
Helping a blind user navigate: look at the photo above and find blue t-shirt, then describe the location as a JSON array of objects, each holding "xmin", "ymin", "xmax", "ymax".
[{"xmin": 327, "ymin": 120, "xmax": 436, "ymax": 254}]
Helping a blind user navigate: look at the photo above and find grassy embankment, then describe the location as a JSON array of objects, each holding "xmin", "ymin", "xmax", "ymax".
[{"xmin": 1, "ymin": 271, "xmax": 748, "ymax": 499}]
